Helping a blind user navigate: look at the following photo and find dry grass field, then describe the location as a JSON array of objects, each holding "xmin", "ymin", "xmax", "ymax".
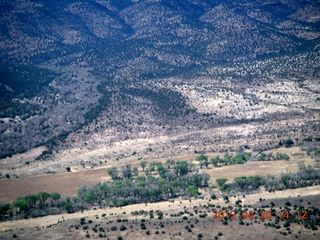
[
  {"xmin": 203, "ymin": 147, "xmax": 315, "ymax": 185},
  {"xmin": 0, "ymin": 168, "xmax": 110, "ymax": 203}
]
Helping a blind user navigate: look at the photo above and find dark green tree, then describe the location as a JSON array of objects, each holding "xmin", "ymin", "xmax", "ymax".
[
  {"xmin": 12, "ymin": 198, "xmax": 27, "ymax": 213},
  {"xmin": 140, "ymin": 160, "xmax": 147, "ymax": 172},
  {"xmin": 148, "ymin": 161, "xmax": 156, "ymax": 172},
  {"xmin": 0, "ymin": 203, "xmax": 10, "ymax": 219},
  {"xmin": 122, "ymin": 164, "xmax": 132, "ymax": 179},
  {"xmin": 37, "ymin": 192, "xmax": 50, "ymax": 208},
  {"xmin": 188, "ymin": 185, "xmax": 198, "ymax": 197},
  {"xmin": 216, "ymin": 178, "xmax": 228, "ymax": 187},
  {"xmin": 165, "ymin": 159, "xmax": 175, "ymax": 169},
  {"xmin": 133, "ymin": 167, "xmax": 139, "ymax": 176},
  {"xmin": 284, "ymin": 139, "xmax": 294, "ymax": 148},
  {"xmin": 196, "ymin": 154, "xmax": 208, "ymax": 169},
  {"xmin": 174, "ymin": 160, "xmax": 189, "ymax": 176},
  {"xmin": 108, "ymin": 167, "xmax": 119, "ymax": 180}
]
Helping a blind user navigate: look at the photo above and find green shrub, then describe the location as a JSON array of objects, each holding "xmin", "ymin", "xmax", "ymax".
[
  {"xmin": 120, "ymin": 225, "xmax": 127, "ymax": 231},
  {"xmin": 284, "ymin": 139, "xmax": 294, "ymax": 148}
]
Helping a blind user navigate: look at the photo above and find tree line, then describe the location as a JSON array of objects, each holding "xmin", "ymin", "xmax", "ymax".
[
  {"xmin": 0, "ymin": 192, "xmax": 62, "ymax": 221},
  {"xmin": 0, "ymin": 160, "xmax": 210, "ymax": 221},
  {"xmin": 79, "ymin": 160, "xmax": 210, "ymax": 208},
  {"xmin": 218, "ymin": 165, "xmax": 320, "ymax": 194}
]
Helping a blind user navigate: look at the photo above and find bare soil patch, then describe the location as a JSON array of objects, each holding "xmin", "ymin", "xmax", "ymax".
[{"xmin": 0, "ymin": 169, "xmax": 110, "ymax": 202}]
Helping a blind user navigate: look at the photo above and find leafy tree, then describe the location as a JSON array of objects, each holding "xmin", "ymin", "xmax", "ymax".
[
  {"xmin": 165, "ymin": 159, "xmax": 175, "ymax": 169},
  {"xmin": 50, "ymin": 192, "xmax": 61, "ymax": 201},
  {"xmin": 196, "ymin": 154, "xmax": 208, "ymax": 169},
  {"xmin": 258, "ymin": 153, "xmax": 267, "ymax": 161},
  {"xmin": 108, "ymin": 167, "xmax": 119, "ymax": 180},
  {"xmin": 37, "ymin": 192, "xmax": 50, "ymax": 208},
  {"xmin": 210, "ymin": 156, "xmax": 220, "ymax": 167},
  {"xmin": 121, "ymin": 164, "xmax": 132, "ymax": 179},
  {"xmin": 174, "ymin": 160, "xmax": 189, "ymax": 176},
  {"xmin": 66, "ymin": 167, "xmax": 71, "ymax": 172},
  {"xmin": 0, "ymin": 203, "xmax": 10, "ymax": 218},
  {"xmin": 233, "ymin": 153, "xmax": 248, "ymax": 163},
  {"xmin": 133, "ymin": 167, "xmax": 139, "ymax": 176},
  {"xmin": 140, "ymin": 160, "xmax": 147, "ymax": 171},
  {"xmin": 201, "ymin": 172, "xmax": 210, "ymax": 186},
  {"xmin": 148, "ymin": 161, "xmax": 156, "ymax": 172},
  {"xmin": 188, "ymin": 185, "xmax": 198, "ymax": 197},
  {"xmin": 196, "ymin": 154, "xmax": 208, "ymax": 161},
  {"xmin": 63, "ymin": 203, "xmax": 73, "ymax": 213},
  {"xmin": 24, "ymin": 194, "xmax": 38, "ymax": 208},
  {"xmin": 156, "ymin": 162, "xmax": 167, "ymax": 177},
  {"xmin": 216, "ymin": 178, "xmax": 228, "ymax": 187},
  {"xmin": 203, "ymin": 158, "xmax": 209, "ymax": 168},
  {"xmin": 12, "ymin": 198, "xmax": 27, "ymax": 213}
]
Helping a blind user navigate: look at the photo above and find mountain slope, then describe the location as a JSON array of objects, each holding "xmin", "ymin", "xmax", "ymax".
[{"xmin": 0, "ymin": 0, "xmax": 319, "ymax": 158}]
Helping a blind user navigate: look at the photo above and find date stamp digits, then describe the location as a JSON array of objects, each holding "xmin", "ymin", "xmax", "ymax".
[{"xmin": 212, "ymin": 209, "xmax": 308, "ymax": 220}]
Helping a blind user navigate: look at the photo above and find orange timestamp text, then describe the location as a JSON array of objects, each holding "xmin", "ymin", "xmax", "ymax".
[{"xmin": 212, "ymin": 209, "xmax": 308, "ymax": 220}]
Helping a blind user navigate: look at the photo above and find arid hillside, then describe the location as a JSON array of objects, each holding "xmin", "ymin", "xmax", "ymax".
[{"xmin": 0, "ymin": 0, "xmax": 319, "ymax": 159}]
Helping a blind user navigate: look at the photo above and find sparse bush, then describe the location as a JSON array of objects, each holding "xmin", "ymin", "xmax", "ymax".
[
  {"xmin": 211, "ymin": 194, "xmax": 217, "ymax": 199},
  {"xmin": 83, "ymin": 225, "xmax": 89, "ymax": 230},
  {"xmin": 140, "ymin": 223, "xmax": 146, "ymax": 230},
  {"xmin": 284, "ymin": 139, "xmax": 294, "ymax": 148}
]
